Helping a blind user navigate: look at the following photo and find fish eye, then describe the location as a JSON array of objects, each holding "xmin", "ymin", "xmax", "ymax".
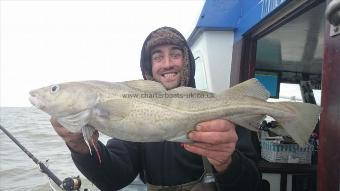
[{"xmin": 50, "ymin": 85, "xmax": 60, "ymax": 93}]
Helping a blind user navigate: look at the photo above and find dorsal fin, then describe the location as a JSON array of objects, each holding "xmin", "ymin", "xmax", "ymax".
[
  {"xmin": 218, "ymin": 78, "xmax": 270, "ymax": 100},
  {"xmin": 122, "ymin": 80, "xmax": 166, "ymax": 93}
]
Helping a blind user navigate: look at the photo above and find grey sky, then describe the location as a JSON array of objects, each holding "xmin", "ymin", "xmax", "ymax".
[{"xmin": 0, "ymin": 0, "xmax": 204, "ymax": 106}]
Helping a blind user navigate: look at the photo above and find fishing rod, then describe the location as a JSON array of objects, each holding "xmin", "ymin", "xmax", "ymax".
[{"xmin": 0, "ymin": 124, "xmax": 82, "ymax": 191}]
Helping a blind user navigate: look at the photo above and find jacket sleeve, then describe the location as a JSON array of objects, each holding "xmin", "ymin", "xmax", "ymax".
[
  {"xmin": 214, "ymin": 127, "xmax": 262, "ymax": 191},
  {"xmin": 70, "ymin": 139, "xmax": 141, "ymax": 191}
]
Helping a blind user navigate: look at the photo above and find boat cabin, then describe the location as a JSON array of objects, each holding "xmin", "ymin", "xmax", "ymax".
[{"xmin": 188, "ymin": 0, "xmax": 339, "ymax": 190}]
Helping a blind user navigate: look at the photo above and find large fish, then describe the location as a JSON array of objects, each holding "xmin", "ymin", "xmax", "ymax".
[{"xmin": 29, "ymin": 79, "xmax": 321, "ymax": 150}]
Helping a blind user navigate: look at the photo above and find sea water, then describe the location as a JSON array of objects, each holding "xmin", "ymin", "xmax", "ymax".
[{"xmin": 0, "ymin": 107, "xmax": 146, "ymax": 191}]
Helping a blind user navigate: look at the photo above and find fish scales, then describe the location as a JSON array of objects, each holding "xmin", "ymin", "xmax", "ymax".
[{"xmin": 29, "ymin": 78, "xmax": 321, "ymax": 147}]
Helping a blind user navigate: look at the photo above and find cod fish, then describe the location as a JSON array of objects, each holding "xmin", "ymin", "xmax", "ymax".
[{"xmin": 29, "ymin": 79, "xmax": 321, "ymax": 152}]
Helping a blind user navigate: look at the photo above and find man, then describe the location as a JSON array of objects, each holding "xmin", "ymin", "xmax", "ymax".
[{"xmin": 51, "ymin": 26, "xmax": 261, "ymax": 190}]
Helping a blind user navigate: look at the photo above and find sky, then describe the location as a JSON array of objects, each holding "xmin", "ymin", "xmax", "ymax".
[{"xmin": 0, "ymin": 0, "xmax": 205, "ymax": 107}]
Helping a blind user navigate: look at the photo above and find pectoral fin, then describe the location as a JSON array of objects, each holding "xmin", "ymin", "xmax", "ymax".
[
  {"xmin": 82, "ymin": 125, "xmax": 101, "ymax": 164},
  {"xmin": 95, "ymin": 99, "xmax": 131, "ymax": 121}
]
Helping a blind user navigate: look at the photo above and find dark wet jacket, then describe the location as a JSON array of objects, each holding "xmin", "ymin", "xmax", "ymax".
[{"xmin": 71, "ymin": 27, "xmax": 261, "ymax": 191}]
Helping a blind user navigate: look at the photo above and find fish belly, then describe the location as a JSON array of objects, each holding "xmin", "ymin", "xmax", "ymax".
[{"xmin": 90, "ymin": 102, "xmax": 225, "ymax": 142}]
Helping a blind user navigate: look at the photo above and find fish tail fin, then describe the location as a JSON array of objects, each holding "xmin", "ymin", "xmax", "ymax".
[{"xmin": 273, "ymin": 102, "xmax": 321, "ymax": 147}]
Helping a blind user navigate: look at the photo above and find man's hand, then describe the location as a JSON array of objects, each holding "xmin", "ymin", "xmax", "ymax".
[
  {"xmin": 50, "ymin": 117, "xmax": 98, "ymax": 154},
  {"xmin": 183, "ymin": 119, "xmax": 238, "ymax": 172}
]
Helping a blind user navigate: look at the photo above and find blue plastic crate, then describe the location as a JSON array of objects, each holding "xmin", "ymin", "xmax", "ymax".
[{"xmin": 260, "ymin": 139, "xmax": 313, "ymax": 164}]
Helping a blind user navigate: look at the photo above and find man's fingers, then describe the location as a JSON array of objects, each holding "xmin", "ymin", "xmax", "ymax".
[
  {"xmin": 183, "ymin": 144, "xmax": 231, "ymax": 162},
  {"xmin": 188, "ymin": 119, "xmax": 237, "ymax": 172},
  {"xmin": 50, "ymin": 117, "xmax": 83, "ymax": 139},
  {"xmin": 188, "ymin": 142, "xmax": 235, "ymax": 152},
  {"xmin": 50, "ymin": 117, "xmax": 61, "ymax": 127},
  {"xmin": 207, "ymin": 157, "xmax": 232, "ymax": 171},
  {"xmin": 195, "ymin": 119, "xmax": 234, "ymax": 132},
  {"xmin": 50, "ymin": 117, "xmax": 68, "ymax": 136},
  {"xmin": 188, "ymin": 131, "xmax": 238, "ymax": 144},
  {"xmin": 49, "ymin": 118, "xmax": 93, "ymax": 154},
  {"xmin": 207, "ymin": 158, "xmax": 222, "ymax": 166}
]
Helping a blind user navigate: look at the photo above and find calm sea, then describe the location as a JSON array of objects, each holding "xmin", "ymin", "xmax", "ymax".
[{"xmin": 0, "ymin": 107, "xmax": 146, "ymax": 191}]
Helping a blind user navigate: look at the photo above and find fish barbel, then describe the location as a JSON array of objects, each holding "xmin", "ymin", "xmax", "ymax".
[{"xmin": 29, "ymin": 78, "xmax": 321, "ymax": 149}]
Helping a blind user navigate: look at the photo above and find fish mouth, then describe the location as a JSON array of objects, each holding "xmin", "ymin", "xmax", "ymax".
[{"xmin": 29, "ymin": 92, "xmax": 46, "ymax": 110}]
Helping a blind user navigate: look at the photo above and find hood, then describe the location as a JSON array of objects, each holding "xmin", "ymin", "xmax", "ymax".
[{"xmin": 140, "ymin": 26, "xmax": 196, "ymax": 88}]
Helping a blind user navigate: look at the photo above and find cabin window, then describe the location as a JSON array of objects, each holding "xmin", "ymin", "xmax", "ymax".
[{"xmin": 255, "ymin": 3, "xmax": 325, "ymax": 106}]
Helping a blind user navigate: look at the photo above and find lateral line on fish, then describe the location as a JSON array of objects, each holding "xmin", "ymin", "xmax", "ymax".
[{"xmin": 131, "ymin": 98, "xmax": 293, "ymax": 116}]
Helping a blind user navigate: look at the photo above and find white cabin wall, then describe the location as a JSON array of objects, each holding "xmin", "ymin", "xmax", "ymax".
[
  {"xmin": 191, "ymin": 32, "xmax": 211, "ymax": 91},
  {"xmin": 191, "ymin": 30, "xmax": 234, "ymax": 93},
  {"xmin": 205, "ymin": 31, "xmax": 234, "ymax": 92}
]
